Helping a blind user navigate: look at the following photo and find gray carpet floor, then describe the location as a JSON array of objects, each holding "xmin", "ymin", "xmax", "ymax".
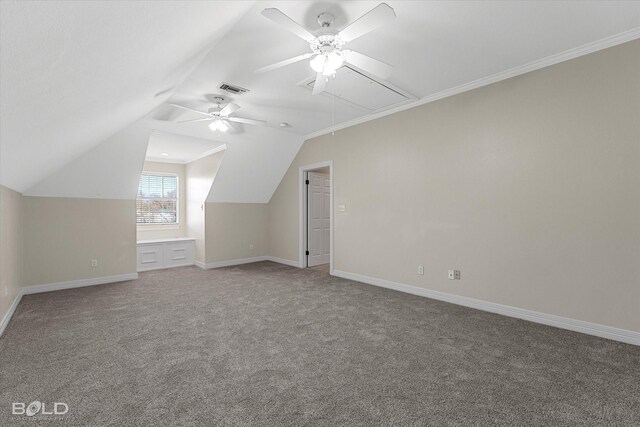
[{"xmin": 1, "ymin": 261, "xmax": 638, "ymax": 426}]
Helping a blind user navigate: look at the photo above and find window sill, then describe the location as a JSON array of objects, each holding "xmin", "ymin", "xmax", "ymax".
[{"xmin": 137, "ymin": 224, "xmax": 180, "ymax": 231}]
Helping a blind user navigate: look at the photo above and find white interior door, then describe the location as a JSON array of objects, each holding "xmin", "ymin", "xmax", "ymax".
[{"xmin": 307, "ymin": 171, "xmax": 330, "ymax": 267}]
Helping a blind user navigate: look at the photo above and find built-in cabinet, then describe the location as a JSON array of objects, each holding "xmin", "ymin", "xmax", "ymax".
[{"xmin": 136, "ymin": 238, "xmax": 195, "ymax": 272}]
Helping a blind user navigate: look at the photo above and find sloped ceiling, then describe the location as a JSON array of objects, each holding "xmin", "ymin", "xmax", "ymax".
[
  {"xmin": 144, "ymin": 0, "xmax": 640, "ymax": 203},
  {"xmin": 0, "ymin": 0, "xmax": 254, "ymax": 193},
  {"xmin": 24, "ymin": 123, "xmax": 150, "ymax": 199},
  {"xmin": 141, "ymin": 116, "xmax": 304, "ymax": 203},
  {"xmin": 2, "ymin": 1, "xmax": 639, "ymax": 203},
  {"xmin": 204, "ymin": 127, "xmax": 303, "ymax": 204}
]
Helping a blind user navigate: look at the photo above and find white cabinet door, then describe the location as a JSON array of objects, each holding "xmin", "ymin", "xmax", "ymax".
[
  {"xmin": 164, "ymin": 241, "xmax": 195, "ymax": 268},
  {"xmin": 137, "ymin": 239, "xmax": 195, "ymax": 272},
  {"xmin": 137, "ymin": 244, "xmax": 164, "ymax": 272}
]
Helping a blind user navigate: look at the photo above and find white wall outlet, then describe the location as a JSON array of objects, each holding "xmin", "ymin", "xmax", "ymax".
[
  {"xmin": 249, "ymin": 243, "xmax": 254, "ymax": 251},
  {"xmin": 448, "ymin": 270, "xmax": 455, "ymax": 280},
  {"xmin": 91, "ymin": 259, "xmax": 98, "ymax": 268},
  {"xmin": 337, "ymin": 204, "xmax": 346, "ymax": 212},
  {"xmin": 418, "ymin": 265, "xmax": 424, "ymax": 275},
  {"xmin": 454, "ymin": 270, "xmax": 461, "ymax": 280}
]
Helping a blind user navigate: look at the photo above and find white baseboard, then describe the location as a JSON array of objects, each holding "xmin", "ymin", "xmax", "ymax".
[
  {"xmin": 21, "ymin": 273, "xmax": 139, "ymax": 295},
  {"xmin": 0, "ymin": 291, "xmax": 23, "ymax": 337},
  {"xmin": 332, "ymin": 269, "xmax": 640, "ymax": 347},
  {"xmin": 0, "ymin": 272, "xmax": 138, "ymax": 337},
  {"xmin": 197, "ymin": 256, "xmax": 301, "ymax": 270},
  {"xmin": 265, "ymin": 256, "xmax": 300, "ymax": 268}
]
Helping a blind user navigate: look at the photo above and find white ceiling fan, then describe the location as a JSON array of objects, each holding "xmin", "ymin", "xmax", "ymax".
[
  {"xmin": 169, "ymin": 97, "xmax": 266, "ymax": 132},
  {"xmin": 256, "ymin": 3, "xmax": 396, "ymax": 95}
]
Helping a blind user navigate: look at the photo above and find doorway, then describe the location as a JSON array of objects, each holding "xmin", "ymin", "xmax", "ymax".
[{"xmin": 299, "ymin": 161, "xmax": 333, "ymax": 273}]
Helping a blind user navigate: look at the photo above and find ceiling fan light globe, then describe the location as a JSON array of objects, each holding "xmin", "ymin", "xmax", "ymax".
[
  {"xmin": 208, "ymin": 120, "xmax": 227, "ymax": 132},
  {"xmin": 310, "ymin": 54, "xmax": 326, "ymax": 73},
  {"xmin": 326, "ymin": 51, "xmax": 344, "ymax": 70}
]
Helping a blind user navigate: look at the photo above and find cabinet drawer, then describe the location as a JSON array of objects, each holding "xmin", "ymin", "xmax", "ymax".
[
  {"xmin": 164, "ymin": 241, "xmax": 195, "ymax": 267},
  {"xmin": 137, "ymin": 244, "xmax": 164, "ymax": 271}
]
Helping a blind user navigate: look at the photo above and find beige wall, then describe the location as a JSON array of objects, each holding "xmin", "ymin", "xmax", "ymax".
[
  {"xmin": 205, "ymin": 203, "xmax": 269, "ymax": 264},
  {"xmin": 185, "ymin": 151, "xmax": 225, "ymax": 263},
  {"xmin": 269, "ymin": 40, "xmax": 640, "ymax": 332},
  {"xmin": 22, "ymin": 197, "xmax": 136, "ymax": 286},
  {"xmin": 0, "ymin": 185, "xmax": 23, "ymax": 323},
  {"xmin": 137, "ymin": 161, "xmax": 187, "ymax": 241}
]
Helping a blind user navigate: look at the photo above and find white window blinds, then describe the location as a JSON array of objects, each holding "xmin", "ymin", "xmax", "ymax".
[{"xmin": 136, "ymin": 174, "xmax": 178, "ymax": 224}]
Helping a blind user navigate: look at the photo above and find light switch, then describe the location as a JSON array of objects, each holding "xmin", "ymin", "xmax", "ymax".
[{"xmin": 337, "ymin": 204, "xmax": 346, "ymax": 212}]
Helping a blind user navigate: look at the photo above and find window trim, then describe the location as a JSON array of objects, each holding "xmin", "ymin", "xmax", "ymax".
[{"xmin": 136, "ymin": 171, "xmax": 180, "ymax": 227}]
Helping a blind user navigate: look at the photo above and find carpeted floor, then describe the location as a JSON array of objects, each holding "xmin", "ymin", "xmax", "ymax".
[{"xmin": 1, "ymin": 262, "xmax": 639, "ymax": 426}]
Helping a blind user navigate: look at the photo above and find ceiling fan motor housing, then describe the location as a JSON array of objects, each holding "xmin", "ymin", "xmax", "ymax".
[
  {"xmin": 310, "ymin": 34, "xmax": 344, "ymax": 55},
  {"xmin": 208, "ymin": 96, "xmax": 226, "ymax": 115},
  {"xmin": 317, "ymin": 12, "xmax": 335, "ymax": 28}
]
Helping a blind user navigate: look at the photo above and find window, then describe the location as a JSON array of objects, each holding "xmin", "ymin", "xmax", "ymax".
[{"xmin": 136, "ymin": 173, "xmax": 178, "ymax": 224}]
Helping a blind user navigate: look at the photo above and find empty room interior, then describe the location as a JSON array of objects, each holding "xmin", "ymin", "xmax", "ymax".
[{"xmin": 1, "ymin": 1, "xmax": 639, "ymax": 425}]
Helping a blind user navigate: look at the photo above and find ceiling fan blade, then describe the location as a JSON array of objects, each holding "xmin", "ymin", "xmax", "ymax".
[
  {"xmin": 343, "ymin": 50, "xmax": 393, "ymax": 79},
  {"xmin": 219, "ymin": 102, "xmax": 240, "ymax": 116},
  {"xmin": 178, "ymin": 117, "xmax": 212, "ymax": 124},
  {"xmin": 337, "ymin": 3, "xmax": 396, "ymax": 43},
  {"xmin": 262, "ymin": 8, "xmax": 315, "ymax": 41},
  {"xmin": 312, "ymin": 72, "xmax": 327, "ymax": 95},
  {"xmin": 228, "ymin": 116, "xmax": 267, "ymax": 126},
  {"xmin": 169, "ymin": 103, "xmax": 210, "ymax": 116},
  {"xmin": 255, "ymin": 52, "xmax": 314, "ymax": 73}
]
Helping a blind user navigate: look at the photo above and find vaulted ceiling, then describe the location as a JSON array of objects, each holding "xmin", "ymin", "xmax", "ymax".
[
  {"xmin": 2, "ymin": 1, "xmax": 639, "ymax": 201},
  {"xmin": 0, "ymin": 1, "xmax": 254, "ymax": 193}
]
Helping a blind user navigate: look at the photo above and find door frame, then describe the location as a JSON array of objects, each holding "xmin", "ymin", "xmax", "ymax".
[{"xmin": 299, "ymin": 161, "xmax": 333, "ymax": 273}]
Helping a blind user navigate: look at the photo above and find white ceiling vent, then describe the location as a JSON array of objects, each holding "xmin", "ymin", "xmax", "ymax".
[
  {"xmin": 219, "ymin": 83, "xmax": 249, "ymax": 95},
  {"xmin": 305, "ymin": 66, "xmax": 412, "ymax": 112}
]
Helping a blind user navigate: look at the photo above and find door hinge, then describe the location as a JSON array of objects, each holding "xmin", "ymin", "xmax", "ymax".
[
  {"xmin": 305, "ymin": 250, "xmax": 309, "ymax": 256},
  {"xmin": 305, "ymin": 179, "xmax": 309, "ymax": 185}
]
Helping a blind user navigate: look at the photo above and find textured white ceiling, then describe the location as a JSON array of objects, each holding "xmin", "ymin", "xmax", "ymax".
[
  {"xmin": 166, "ymin": 0, "xmax": 640, "ymax": 137},
  {"xmin": 2, "ymin": 1, "xmax": 639, "ymax": 203},
  {"xmin": 23, "ymin": 123, "xmax": 150, "ymax": 199},
  {"xmin": 145, "ymin": 131, "xmax": 227, "ymax": 164},
  {"xmin": 0, "ymin": 0, "xmax": 254, "ymax": 192},
  {"xmin": 146, "ymin": 0, "xmax": 640, "ymax": 203}
]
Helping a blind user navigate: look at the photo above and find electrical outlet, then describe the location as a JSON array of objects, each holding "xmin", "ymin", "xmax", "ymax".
[
  {"xmin": 91, "ymin": 259, "xmax": 98, "ymax": 268},
  {"xmin": 417, "ymin": 265, "xmax": 424, "ymax": 275},
  {"xmin": 249, "ymin": 244, "xmax": 254, "ymax": 251},
  {"xmin": 454, "ymin": 270, "xmax": 461, "ymax": 280}
]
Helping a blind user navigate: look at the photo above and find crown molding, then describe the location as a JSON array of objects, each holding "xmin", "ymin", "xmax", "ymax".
[{"xmin": 304, "ymin": 28, "xmax": 640, "ymax": 141}]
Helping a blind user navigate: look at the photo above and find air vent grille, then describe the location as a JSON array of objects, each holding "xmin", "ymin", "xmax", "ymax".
[{"xmin": 219, "ymin": 83, "xmax": 249, "ymax": 95}]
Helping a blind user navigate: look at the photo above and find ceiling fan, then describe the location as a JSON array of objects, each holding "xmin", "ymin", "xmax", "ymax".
[
  {"xmin": 256, "ymin": 3, "xmax": 396, "ymax": 95},
  {"xmin": 169, "ymin": 97, "xmax": 266, "ymax": 132}
]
